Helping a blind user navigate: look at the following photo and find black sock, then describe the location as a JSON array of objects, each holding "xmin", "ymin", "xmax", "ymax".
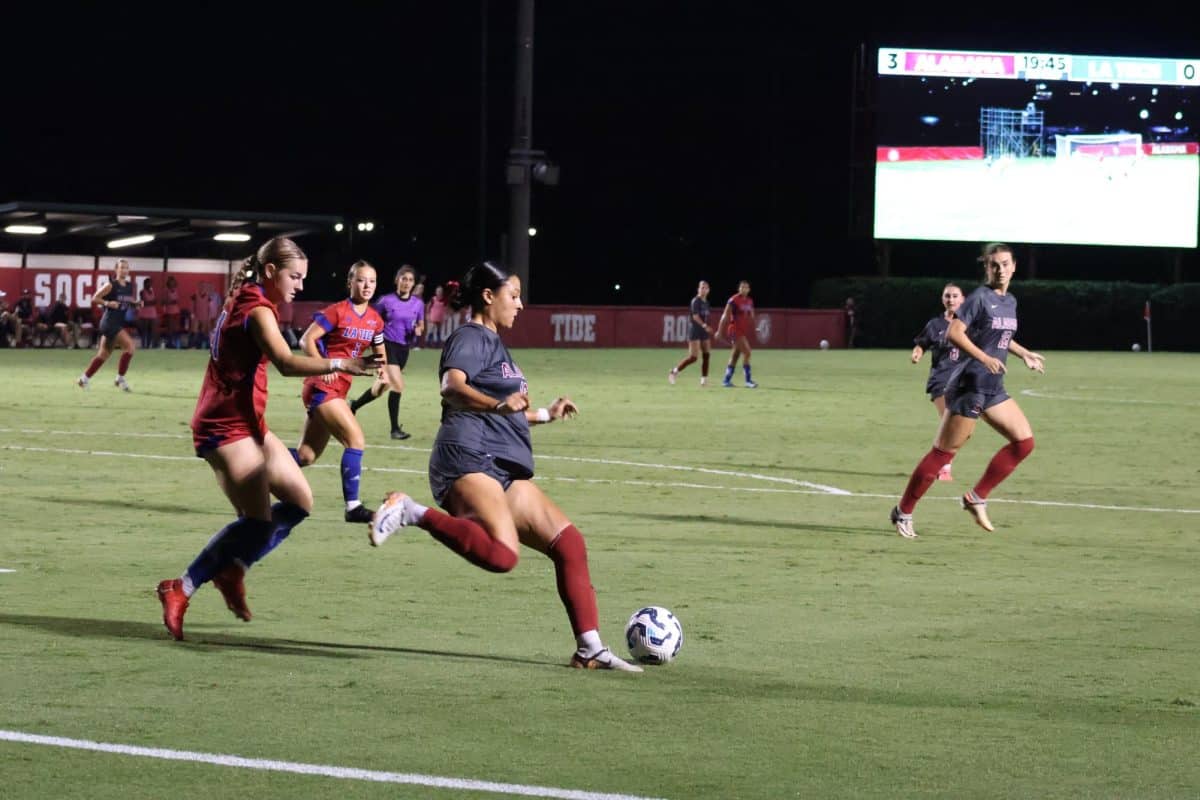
[
  {"xmin": 388, "ymin": 391, "xmax": 401, "ymax": 430},
  {"xmin": 350, "ymin": 387, "xmax": 377, "ymax": 412}
]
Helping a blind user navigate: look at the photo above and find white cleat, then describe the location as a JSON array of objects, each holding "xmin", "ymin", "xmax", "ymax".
[
  {"xmin": 890, "ymin": 506, "xmax": 917, "ymax": 539},
  {"xmin": 570, "ymin": 647, "xmax": 643, "ymax": 672},
  {"xmin": 369, "ymin": 492, "xmax": 421, "ymax": 546},
  {"xmin": 114, "ymin": 375, "xmax": 131, "ymax": 392},
  {"xmin": 699, "ymin": 377, "xmax": 707, "ymax": 387},
  {"xmin": 961, "ymin": 491, "xmax": 995, "ymax": 532},
  {"xmin": 77, "ymin": 375, "xmax": 90, "ymax": 389},
  {"xmin": 667, "ymin": 370, "xmax": 676, "ymax": 385},
  {"xmin": 744, "ymin": 380, "xmax": 759, "ymax": 388}
]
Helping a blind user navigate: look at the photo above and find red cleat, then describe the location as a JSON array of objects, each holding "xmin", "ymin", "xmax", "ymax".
[
  {"xmin": 212, "ymin": 563, "xmax": 252, "ymax": 621},
  {"xmin": 156, "ymin": 579, "xmax": 189, "ymax": 641}
]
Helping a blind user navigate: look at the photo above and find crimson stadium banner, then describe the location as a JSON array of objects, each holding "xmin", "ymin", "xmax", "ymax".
[
  {"xmin": 0, "ymin": 255, "xmax": 229, "ymax": 310},
  {"xmin": 291, "ymin": 302, "xmax": 846, "ymax": 349}
]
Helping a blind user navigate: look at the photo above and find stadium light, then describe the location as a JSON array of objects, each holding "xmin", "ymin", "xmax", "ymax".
[
  {"xmin": 107, "ymin": 234, "xmax": 155, "ymax": 249},
  {"xmin": 334, "ymin": 222, "xmax": 344, "ymax": 232},
  {"xmin": 528, "ymin": 227, "xmax": 538, "ymax": 237},
  {"xmin": 4, "ymin": 224, "xmax": 47, "ymax": 235},
  {"xmin": 213, "ymin": 233, "xmax": 251, "ymax": 242}
]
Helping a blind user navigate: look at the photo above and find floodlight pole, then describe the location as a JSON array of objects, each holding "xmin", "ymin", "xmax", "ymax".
[{"xmin": 506, "ymin": 0, "xmax": 535, "ymax": 300}]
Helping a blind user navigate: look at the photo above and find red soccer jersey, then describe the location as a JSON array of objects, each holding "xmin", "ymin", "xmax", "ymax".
[
  {"xmin": 300, "ymin": 299, "xmax": 385, "ymax": 405},
  {"xmin": 725, "ymin": 293, "xmax": 755, "ymax": 337},
  {"xmin": 191, "ymin": 283, "xmax": 277, "ymax": 453}
]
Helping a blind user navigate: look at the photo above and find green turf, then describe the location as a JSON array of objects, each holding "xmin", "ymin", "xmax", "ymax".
[{"xmin": 1, "ymin": 347, "xmax": 1198, "ymax": 799}]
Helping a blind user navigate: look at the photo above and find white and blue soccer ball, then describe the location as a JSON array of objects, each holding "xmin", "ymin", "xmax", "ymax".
[{"xmin": 624, "ymin": 606, "xmax": 683, "ymax": 665}]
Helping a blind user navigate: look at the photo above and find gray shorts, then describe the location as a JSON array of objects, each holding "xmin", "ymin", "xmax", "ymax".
[
  {"xmin": 945, "ymin": 386, "xmax": 1010, "ymax": 419},
  {"xmin": 428, "ymin": 442, "xmax": 532, "ymax": 508}
]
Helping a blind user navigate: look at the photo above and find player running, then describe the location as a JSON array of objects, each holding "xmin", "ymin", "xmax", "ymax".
[
  {"xmin": 910, "ymin": 282, "xmax": 965, "ymax": 481},
  {"xmin": 77, "ymin": 259, "xmax": 140, "ymax": 391}
]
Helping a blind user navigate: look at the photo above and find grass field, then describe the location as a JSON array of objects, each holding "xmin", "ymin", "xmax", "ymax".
[{"xmin": 2, "ymin": 346, "xmax": 1198, "ymax": 799}]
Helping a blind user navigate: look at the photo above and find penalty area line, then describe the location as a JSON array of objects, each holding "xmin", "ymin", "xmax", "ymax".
[{"xmin": 0, "ymin": 729, "xmax": 667, "ymax": 800}]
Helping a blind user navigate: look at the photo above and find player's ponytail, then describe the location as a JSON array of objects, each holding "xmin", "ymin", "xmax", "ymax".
[
  {"xmin": 233, "ymin": 236, "xmax": 307, "ymax": 292},
  {"xmin": 452, "ymin": 261, "xmax": 509, "ymax": 313}
]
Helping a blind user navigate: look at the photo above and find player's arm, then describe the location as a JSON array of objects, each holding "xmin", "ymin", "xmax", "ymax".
[
  {"xmin": 248, "ymin": 307, "xmax": 375, "ymax": 377},
  {"xmin": 524, "ymin": 396, "xmax": 578, "ymax": 425},
  {"xmin": 1007, "ymin": 340, "xmax": 1045, "ymax": 373},
  {"xmin": 715, "ymin": 304, "xmax": 732, "ymax": 334},
  {"xmin": 440, "ymin": 367, "xmax": 529, "ymax": 414},
  {"xmin": 946, "ymin": 319, "xmax": 1004, "ymax": 375},
  {"xmin": 910, "ymin": 345, "xmax": 925, "ymax": 363},
  {"xmin": 299, "ymin": 321, "xmax": 327, "ymax": 360},
  {"xmin": 92, "ymin": 283, "xmax": 115, "ymax": 309}
]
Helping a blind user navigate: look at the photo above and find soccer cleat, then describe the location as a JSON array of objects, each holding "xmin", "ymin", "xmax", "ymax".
[
  {"xmin": 390, "ymin": 427, "xmax": 411, "ymax": 441},
  {"xmin": 961, "ymin": 491, "xmax": 995, "ymax": 532},
  {"xmin": 115, "ymin": 375, "xmax": 131, "ymax": 392},
  {"xmin": 570, "ymin": 648, "xmax": 643, "ymax": 673},
  {"xmin": 77, "ymin": 375, "xmax": 90, "ymax": 389},
  {"xmin": 344, "ymin": 504, "xmax": 375, "ymax": 524},
  {"xmin": 937, "ymin": 464, "xmax": 954, "ymax": 481},
  {"xmin": 721, "ymin": 381, "xmax": 734, "ymax": 388},
  {"xmin": 744, "ymin": 380, "xmax": 759, "ymax": 388},
  {"xmin": 667, "ymin": 370, "xmax": 677, "ymax": 385},
  {"xmin": 156, "ymin": 578, "xmax": 190, "ymax": 640},
  {"xmin": 699, "ymin": 377, "xmax": 707, "ymax": 386},
  {"xmin": 890, "ymin": 506, "xmax": 918, "ymax": 539},
  {"xmin": 369, "ymin": 492, "xmax": 420, "ymax": 546},
  {"xmin": 211, "ymin": 563, "xmax": 252, "ymax": 621}
]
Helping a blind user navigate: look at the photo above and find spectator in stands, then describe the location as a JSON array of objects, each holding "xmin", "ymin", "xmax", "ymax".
[
  {"xmin": 162, "ymin": 275, "xmax": 183, "ymax": 348},
  {"xmin": 138, "ymin": 277, "xmax": 159, "ymax": 348},
  {"xmin": 424, "ymin": 283, "xmax": 449, "ymax": 347},
  {"xmin": 14, "ymin": 288, "xmax": 36, "ymax": 347},
  {"xmin": 40, "ymin": 293, "xmax": 79, "ymax": 347},
  {"xmin": 844, "ymin": 297, "xmax": 859, "ymax": 348},
  {"xmin": 191, "ymin": 281, "xmax": 215, "ymax": 348},
  {"xmin": 0, "ymin": 290, "xmax": 17, "ymax": 347}
]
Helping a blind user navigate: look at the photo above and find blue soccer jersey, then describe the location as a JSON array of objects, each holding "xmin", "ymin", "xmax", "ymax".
[
  {"xmin": 914, "ymin": 315, "xmax": 960, "ymax": 396},
  {"xmin": 945, "ymin": 285, "xmax": 1018, "ymax": 395},
  {"xmin": 434, "ymin": 322, "xmax": 534, "ymax": 475}
]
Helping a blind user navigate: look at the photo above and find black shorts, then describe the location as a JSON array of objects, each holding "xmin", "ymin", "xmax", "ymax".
[
  {"xmin": 687, "ymin": 324, "xmax": 710, "ymax": 342},
  {"xmin": 428, "ymin": 442, "xmax": 532, "ymax": 508},
  {"xmin": 944, "ymin": 386, "xmax": 1010, "ymax": 419},
  {"xmin": 99, "ymin": 319, "xmax": 127, "ymax": 341},
  {"xmin": 384, "ymin": 340, "xmax": 411, "ymax": 370}
]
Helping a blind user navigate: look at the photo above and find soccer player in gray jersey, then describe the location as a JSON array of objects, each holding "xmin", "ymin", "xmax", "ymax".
[
  {"xmin": 891, "ymin": 243, "xmax": 1045, "ymax": 538},
  {"xmin": 910, "ymin": 283, "xmax": 964, "ymax": 481},
  {"xmin": 77, "ymin": 259, "xmax": 141, "ymax": 391},
  {"xmin": 668, "ymin": 279, "xmax": 716, "ymax": 385},
  {"xmin": 369, "ymin": 260, "xmax": 641, "ymax": 672}
]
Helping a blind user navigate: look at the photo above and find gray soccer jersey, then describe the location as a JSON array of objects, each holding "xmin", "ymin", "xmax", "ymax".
[
  {"xmin": 100, "ymin": 280, "xmax": 137, "ymax": 331},
  {"xmin": 945, "ymin": 285, "xmax": 1018, "ymax": 395},
  {"xmin": 434, "ymin": 322, "xmax": 534, "ymax": 475},
  {"xmin": 914, "ymin": 315, "xmax": 959, "ymax": 396},
  {"xmin": 688, "ymin": 296, "xmax": 711, "ymax": 341}
]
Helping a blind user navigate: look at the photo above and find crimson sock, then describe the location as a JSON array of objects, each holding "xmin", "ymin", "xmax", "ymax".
[
  {"xmin": 117, "ymin": 352, "xmax": 132, "ymax": 375},
  {"xmin": 84, "ymin": 356, "xmax": 105, "ymax": 378},
  {"xmin": 898, "ymin": 447, "xmax": 956, "ymax": 514},
  {"xmin": 673, "ymin": 355, "xmax": 697, "ymax": 373},
  {"xmin": 974, "ymin": 438, "xmax": 1035, "ymax": 499},
  {"xmin": 547, "ymin": 525, "xmax": 599, "ymax": 635},
  {"xmin": 419, "ymin": 508, "xmax": 517, "ymax": 573},
  {"xmin": 701, "ymin": 352, "xmax": 710, "ymax": 376}
]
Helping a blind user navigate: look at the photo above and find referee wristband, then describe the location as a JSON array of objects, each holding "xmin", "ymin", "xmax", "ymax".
[{"xmin": 535, "ymin": 407, "xmax": 551, "ymax": 423}]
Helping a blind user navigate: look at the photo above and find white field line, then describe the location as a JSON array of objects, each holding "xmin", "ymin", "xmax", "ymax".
[
  {"xmin": 0, "ymin": 729, "xmax": 665, "ymax": 800},
  {"xmin": 1020, "ymin": 388, "xmax": 1200, "ymax": 408},
  {"xmin": 2, "ymin": 434, "xmax": 1199, "ymax": 515}
]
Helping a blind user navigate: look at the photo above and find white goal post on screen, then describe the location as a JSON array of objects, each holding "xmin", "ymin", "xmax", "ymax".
[{"xmin": 1055, "ymin": 133, "xmax": 1143, "ymax": 160}]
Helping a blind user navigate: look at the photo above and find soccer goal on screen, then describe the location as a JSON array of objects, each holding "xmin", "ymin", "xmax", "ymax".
[{"xmin": 1055, "ymin": 133, "xmax": 1144, "ymax": 179}]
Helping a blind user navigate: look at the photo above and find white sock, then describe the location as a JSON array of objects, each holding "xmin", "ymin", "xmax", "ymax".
[
  {"xmin": 180, "ymin": 574, "xmax": 196, "ymax": 597},
  {"xmin": 576, "ymin": 629, "xmax": 603, "ymax": 657},
  {"xmin": 346, "ymin": 500, "xmax": 362, "ymax": 511}
]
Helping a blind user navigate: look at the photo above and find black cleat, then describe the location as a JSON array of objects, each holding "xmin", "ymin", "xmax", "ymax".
[
  {"xmin": 344, "ymin": 504, "xmax": 376, "ymax": 524},
  {"xmin": 390, "ymin": 427, "xmax": 411, "ymax": 440}
]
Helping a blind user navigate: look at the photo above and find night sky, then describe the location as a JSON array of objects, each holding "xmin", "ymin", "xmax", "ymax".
[{"xmin": 2, "ymin": 4, "xmax": 1196, "ymax": 304}]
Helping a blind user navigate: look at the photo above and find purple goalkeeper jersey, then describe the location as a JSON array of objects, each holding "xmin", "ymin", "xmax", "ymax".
[
  {"xmin": 373, "ymin": 292, "xmax": 424, "ymax": 346},
  {"xmin": 945, "ymin": 285, "xmax": 1018, "ymax": 395}
]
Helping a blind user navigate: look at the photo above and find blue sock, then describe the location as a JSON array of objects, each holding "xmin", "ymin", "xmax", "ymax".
[
  {"xmin": 340, "ymin": 448, "xmax": 363, "ymax": 504},
  {"xmin": 743, "ymin": 364, "xmax": 753, "ymax": 382},
  {"xmin": 185, "ymin": 517, "xmax": 275, "ymax": 588},
  {"xmin": 251, "ymin": 501, "xmax": 311, "ymax": 563},
  {"xmin": 723, "ymin": 365, "xmax": 734, "ymax": 383},
  {"xmin": 288, "ymin": 447, "xmax": 302, "ymax": 466}
]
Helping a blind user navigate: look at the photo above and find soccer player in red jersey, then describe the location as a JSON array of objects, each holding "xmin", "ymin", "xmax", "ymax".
[
  {"xmin": 291, "ymin": 260, "xmax": 387, "ymax": 523},
  {"xmin": 715, "ymin": 279, "xmax": 758, "ymax": 388},
  {"xmin": 890, "ymin": 243, "xmax": 1045, "ymax": 539},
  {"xmin": 155, "ymin": 237, "xmax": 377, "ymax": 640}
]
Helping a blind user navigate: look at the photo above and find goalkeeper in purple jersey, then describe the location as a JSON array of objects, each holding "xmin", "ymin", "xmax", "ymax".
[
  {"xmin": 910, "ymin": 283, "xmax": 964, "ymax": 481},
  {"xmin": 891, "ymin": 244, "xmax": 1046, "ymax": 539}
]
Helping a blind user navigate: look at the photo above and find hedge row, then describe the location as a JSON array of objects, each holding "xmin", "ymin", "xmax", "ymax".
[{"xmin": 811, "ymin": 278, "xmax": 1199, "ymax": 351}]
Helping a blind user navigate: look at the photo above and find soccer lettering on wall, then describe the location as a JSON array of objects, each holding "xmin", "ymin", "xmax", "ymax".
[
  {"xmin": 550, "ymin": 313, "xmax": 596, "ymax": 343},
  {"xmin": 662, "ymin": 314, "xmax": 690, "ymax": 342}
]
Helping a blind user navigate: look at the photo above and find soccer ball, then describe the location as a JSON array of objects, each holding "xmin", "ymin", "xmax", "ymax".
[
  {"xmin": 819, "ymin": 339, "xmax": 830, "ymax": 350},
  {"xmin": 1132, "ymin": 343, "xmax": 1141, "ymax": 352},
  {"xmin": 624, "ymin": 606, "xmax": 683, "ymax": 665}
]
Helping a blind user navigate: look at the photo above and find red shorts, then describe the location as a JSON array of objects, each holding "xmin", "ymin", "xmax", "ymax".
[
  {"xmin": 301, "ymin": 374, "xmax": 353, "ymax": 413},
  {"xmin": 192, "ymin": 418, "xmax": 268, "ymax": 455}
]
